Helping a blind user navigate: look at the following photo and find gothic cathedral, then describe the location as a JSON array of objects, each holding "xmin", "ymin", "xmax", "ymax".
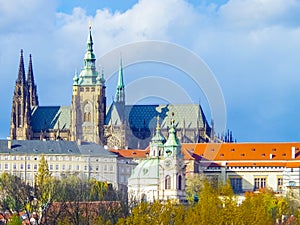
[{"xmin": 9, "ymin": 25, "xmax": 216, "ymax": 149}]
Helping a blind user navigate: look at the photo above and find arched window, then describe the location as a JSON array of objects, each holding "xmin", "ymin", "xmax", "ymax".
[
  {"xmin": 83, "ymin": 103, "xmax": 91, "ymax": 122},
  {"xmin": 165, "ymin": 175, "xmax": 171, "ymax": 189},
  {"xmin": 178, "ymin": 175, "xmax": 182, "ymax": 190},
  {"xmin": 141, "ymin": 193, "xmax": 147, "ymax": 202},
  {"xmin": 17, "ymin": 103, "xmax": 22, "ymax": 127}
]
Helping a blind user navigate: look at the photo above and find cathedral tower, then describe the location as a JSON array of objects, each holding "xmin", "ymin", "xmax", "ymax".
[
  {"xmin": 27, "ymin": 54, "xmax": 39, "ymax": 108},
  {"xmin": 160, "ymin": 114, "xmax": 186, "ymax": 201},
  {"xmin": 71, "ymin": 25, "xmax": 106, "ymax": 144},
  {"xmin": 10, "ymin": 50, "xmax": 33, "ymax": 140}
]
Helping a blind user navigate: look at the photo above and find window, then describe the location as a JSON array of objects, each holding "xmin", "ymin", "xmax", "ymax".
[
  {"xmin": 277, "ymin": 177, "xmax": 283, "ymax": 191},
  {"xmin": 62, "ymin": 165, "xmax": 65, "ymax": 170},
  {"xmin": 83, "ymin": 103, "xmax": 91, "ymax": 122},
  {"xmin": 20, "ymin": 164, "xmax": 24, "ymax": 170},
  {"xmin": 178, "ymin": 175, "xmax": 182, "ymax": 190},
  {"xmin": 4, "ymin": 164, "xmax": 8, "ymax": 170},
  {"xmin": 50, "ymin": 165, "xmax": 53, "ymax": 170},
  {"xmin": 165, "ymin": 175, "xmax": 171, "ymax": 189},
  {"xmin": 27, "ymin": 164, "xmax": 31, "ymax": 170},
  {"xmin": 13, "ymin": 164, "xmax": 16, "ymax": 170},
  {"xmin": 104, "ymin": 165, "xmax": 107, "ymax": 171},
  {"xmin": 56, "ymin": 165, "xmax": 59, "ymax": 170},
  {"xmin": 230, "ymin": 177, "xmax": 243, "ymax": 193},
  {"xmin": 68, "ymin": 165, "xmax": 72, "ymax": 170},
  {"xmin": 34, "ymin": 164, "xmax": 37, "ymax": 170},
  {"xmin": 254, "ymin": 177, "xmax": 267, "ymax": 190},
  {"xmin": 76, "ymin": 165, "xmax": 80, "ymax": 170}
]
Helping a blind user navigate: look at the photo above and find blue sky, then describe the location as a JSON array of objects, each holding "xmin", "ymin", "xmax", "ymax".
[{"xmin": 1, "ymin": 0, "xmax": 300, "ymax": 142}]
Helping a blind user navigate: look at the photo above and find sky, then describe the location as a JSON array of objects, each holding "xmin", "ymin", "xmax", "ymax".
[{"xmin": 1, "ymin": 0, "xmax": 300, "ymax": 142}]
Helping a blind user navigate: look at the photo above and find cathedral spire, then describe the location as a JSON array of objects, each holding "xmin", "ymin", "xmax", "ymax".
[
  {"xmin": 17, "ymin": 49, "xmax": 26, "ymax": 84},
  {"xmin": 84, "ymin": 23, "xmax": 96, "ymax": 70},
  {"xmin": 115, "ymin": 56, "xmax": 125, "ymax": 103},
  {"xmin": 10, "ymin": 49, "xmax": 32, "ymax": 140},
  {"xmin": 27, "ymin": 54, "xmax": 39, "ymax": 107}
]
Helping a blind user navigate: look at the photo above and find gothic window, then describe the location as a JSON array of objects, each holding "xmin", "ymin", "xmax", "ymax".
[
  {"xmin": 178, "ymin": 175, "xmax": 182, "ymax": 190},
  {"xmin": 165, "ymin": 175, "xmax": 171, "ymax": 190},
  {"xmin": 17, "ymin": 103, "xmax": 22, "ymax": 127},
  {"xmin": 83, "ymin": 103, "xmax": 91, "ymax": 122}
]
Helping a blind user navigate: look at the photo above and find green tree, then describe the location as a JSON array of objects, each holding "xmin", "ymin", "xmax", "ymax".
[
  {"xmin": 184, "ymin": 180, "xmax": 222, "ymax": 225},
  {"xmin": 35, "ymin": 154, "xmax": 56, "ymax": 224},
  {"xmin": 219, "ymin": 180, "xmax": 240, "ymax": 225},
  {"xmin": 7, "ymin": 214, "xmax": 22, "ymax": 225},
  {"xmin": 0, "ymin": 173, "xmax": 33, "ymax": 215},
  {"xmin": 185, "ymin": 174, "xmax": 206, "ymax": 204}
]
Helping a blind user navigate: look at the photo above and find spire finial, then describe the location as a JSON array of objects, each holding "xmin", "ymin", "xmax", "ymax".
[
  {"xmin": 156, "ymin": 115, "xmax": 161, "ymax": 131},
  {"xmin": 171, "ymin": 112, "xmax": 175, "ymax": 126},
  {"xmin": 89, "ymin": 20, "xmax": 92, "ymax": 30}
]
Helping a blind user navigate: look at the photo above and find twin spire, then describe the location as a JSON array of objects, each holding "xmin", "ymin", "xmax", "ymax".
[{"xmin": 16, "ymin": 49, "xmax": 39, "ymax": 108}]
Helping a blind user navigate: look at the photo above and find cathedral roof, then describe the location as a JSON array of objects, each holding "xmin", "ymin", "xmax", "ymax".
[
  {"xmin": 31, "ymin": 106, "xmax": 70, "ymax": 132},
  {"xmin": 106, "ymin": 104, "xmax": 209, "ymax": 131}
]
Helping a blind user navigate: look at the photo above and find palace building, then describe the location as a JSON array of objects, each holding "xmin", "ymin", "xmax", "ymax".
[{"xmin": 9, "ymin": 25, "xmax": 216, "ymax": 149}]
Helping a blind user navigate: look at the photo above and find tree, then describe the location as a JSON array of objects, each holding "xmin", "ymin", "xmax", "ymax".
[
  {"xmin": 35, "ymin": 154, "xmax": 56, "ymax": 224},
  {"xmin": 7, "ymin": 214, "xmax": 22, "ymax": 225},
  {"xmin": 0, "ymin": 173, "xmax": 34, "ymax": 216},
  {"xmin": 185, "ymin": 174, "xmax": 206, "ymax": 204}
]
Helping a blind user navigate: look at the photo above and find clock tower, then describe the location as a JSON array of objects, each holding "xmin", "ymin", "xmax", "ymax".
[{"xmin": 160, "ymin": 114, "xmax": 186, "ymax": 202}]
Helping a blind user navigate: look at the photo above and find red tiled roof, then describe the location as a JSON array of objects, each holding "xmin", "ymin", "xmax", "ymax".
[
  {"xmin": 183, "ymin": 142, "xmax": 300, "ymax": 161},
  {"xmin": 110, "ymin": 142, "xmax": 300, "ymax": 168},
  {"xmin": 109, "ymin": 149, "xmax": 149, "ymax": 158}
]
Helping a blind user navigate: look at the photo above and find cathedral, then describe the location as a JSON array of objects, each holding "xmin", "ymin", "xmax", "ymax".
[{"xmin": 9, "ymin": 26, "xmax": 215, "ymax": 149}]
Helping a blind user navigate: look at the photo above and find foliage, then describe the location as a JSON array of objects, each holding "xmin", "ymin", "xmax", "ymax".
[
  {"xmin": 0, "ymin": 173, "xmax": 34, "ymax": 214},
  {"xmin": 7, "ymin": 214, "xmax": 22, "ymax": 225},
  {"xmin": 185, "ymin": 173, "xmax": 206, "ymax": 204}
]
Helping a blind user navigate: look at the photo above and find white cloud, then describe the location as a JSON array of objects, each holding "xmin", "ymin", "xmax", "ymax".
[{"xmin": 218, "ymin": 0, "xmax": 300, "ymax": 29}]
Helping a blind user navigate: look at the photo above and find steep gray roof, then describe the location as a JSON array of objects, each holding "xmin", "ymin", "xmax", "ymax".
[
  {"xmin": 0, "ymin": 140, "xmax": 116, "ymax": 157},
  {"xmin": 106, "ymin": 104, "xmax": 209, "ymax": 130},
  {"xmin": 31, "ymin": 106, "xmax": 70, "ymax": 132}
]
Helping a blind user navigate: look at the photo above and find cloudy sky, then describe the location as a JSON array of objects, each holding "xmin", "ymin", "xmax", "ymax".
[{"xmin": 1, "ymin": 0, "xmax": 300, "ymax": 142}]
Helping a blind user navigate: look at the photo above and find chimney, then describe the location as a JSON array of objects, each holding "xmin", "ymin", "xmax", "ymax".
[
  {"xmin": 269, "ymin": 153, "xmax": 273, "ymax": 159},
  {"xmin": 7, "ymin": 137, "xmax": 11, "ymax": 150},
  {"xmin": 292, "ymin": 146, "xmax": 296, "ymax": 159}
]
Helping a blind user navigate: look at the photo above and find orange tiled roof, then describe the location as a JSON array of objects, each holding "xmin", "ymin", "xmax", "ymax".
[
  {"xmin": 109, "ymin": 149, "xmax": 149, "ymax": 158},
  {"xmin": 182, "ymin": 142, "xmax": 300, "ymax": 161}
]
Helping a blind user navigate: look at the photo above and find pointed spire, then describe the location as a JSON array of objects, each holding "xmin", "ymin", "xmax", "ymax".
[
  {"xmin": 164, "ymin": 113, "xmax": 181, "ymax": 148},
  {"xmin": 87, "ymin": 22, "xmax": 93, "ymax": 53},
  {"xmin": 151, "ymin": 115, "xmax": 165, "ymax": 143},
  {"xmin": 27, "ymin": 54, "xmax": 39, "ymax": 107},
  {"xmin": 84, "ymin": 23, "xmax": 96, "ymax": 70},
  {"xmin": 115, "ymin": 56, "xmax": 125, "ymax": 103},
  {"xmin": 27, "ymin": 54, "xmax": 34, "ymax": 84},
  {"xmin": 17, "ymin": 49, "xmax": 26, "ymax": 84}
]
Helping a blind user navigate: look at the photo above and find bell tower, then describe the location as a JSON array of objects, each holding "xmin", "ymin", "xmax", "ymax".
[{"xmin": 70, "ymin": 25, "xmax": 106, "ymax": 144}]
